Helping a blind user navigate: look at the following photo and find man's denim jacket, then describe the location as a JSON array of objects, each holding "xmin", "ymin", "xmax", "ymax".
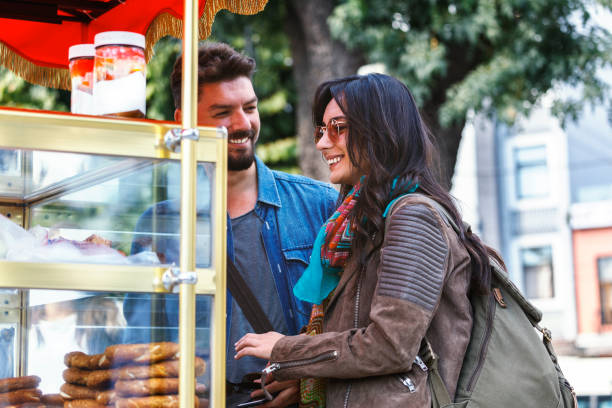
[{"xmin": 123, "ymin": 157, "xmax": 338, "ymax": 348}]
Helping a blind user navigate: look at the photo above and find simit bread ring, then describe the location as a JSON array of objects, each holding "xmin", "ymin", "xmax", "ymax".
[
  {"xmin": 84, "ymin": 370, "xmax": 115, "ymax": 389},
  {"xmin": 95, "ymin": 391, "xmax": 117, "ymax": 406},
  {"xmin": 115, "ymin": 379, "xmax": 207, "ymax": 397},
  {"xmin": 104, "ymin": 343, "xmax": 179, "ymax": 366},
  {"xmin": 115, "ymin": 395, "xmax": 205, "ymax": 408},
  {"xmin": 2, "ymin": 403, "xmax": 45, "ymax": 408},
  {"xmin": 0, "ymin": 376, "xmax": 41, "ymax": 393},
  {"xmin": 63, "ymin": 368, "xmax": 115, "ymax": 390},
  {"xmin": 60, "ymin": 384, "xmax": 99, "ymax": 400},
  {"xmin": 116, "ymin": 357, "xmax": 205, "ymax": 381},
  {"xmin": 62, "ymin": 368, "xmax": 89, "ymax": 387},
  {"xmin": 63, "ymin": 399, "xmax": 105, "ymax": 408},
  {"xmin": 41, "ymin": 393, "xmax": 65, "ymax": 407},
  {"xmin": 64, "ymin": 352, "xmax": 111, "ymax": 370},
  {"xmin": 0, "ymin": 388, "xmax": 42, "ymax": 404}
]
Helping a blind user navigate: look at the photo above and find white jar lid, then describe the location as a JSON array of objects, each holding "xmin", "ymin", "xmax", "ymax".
[
  {"xmin": 94, "ymin": 31, "xmax": 145, "ymax": 49},
  {"xmin": 68, "ymin": 44, "xmax": 95, "ymax": 60}
]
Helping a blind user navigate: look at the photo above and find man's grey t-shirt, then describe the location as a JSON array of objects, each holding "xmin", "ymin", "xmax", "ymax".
[{"xmin": 226, "ymin": 210, "xmax": 288, "ymax": 384}]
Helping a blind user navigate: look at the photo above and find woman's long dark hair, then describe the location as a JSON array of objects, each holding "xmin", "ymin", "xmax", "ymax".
[{"xmin": 313, "ymin": 73, "xmax": 492, "ymax": 294}]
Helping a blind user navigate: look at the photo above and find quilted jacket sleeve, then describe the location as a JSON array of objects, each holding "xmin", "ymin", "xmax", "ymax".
[{"xmin": 270, "ymin": 201, "xmax": 451, "ymax": 380}]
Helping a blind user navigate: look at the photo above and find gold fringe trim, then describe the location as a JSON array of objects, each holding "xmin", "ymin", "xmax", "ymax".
[
  {"xmin": 0, "ymin": 42, "xmax": 70, "ymax": 90},
  {"xmin": 144, "ymin": 0, "xmax": 270, "ymax": 56},
  {"xmin": 0, "ymin": 0, "xmax": 269, "ymax": 90}
]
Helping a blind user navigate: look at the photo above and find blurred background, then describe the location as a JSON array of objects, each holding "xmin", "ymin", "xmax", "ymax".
[{"xmin": 1, "ymin": 1, "xmax": 612, "ymax": 406}]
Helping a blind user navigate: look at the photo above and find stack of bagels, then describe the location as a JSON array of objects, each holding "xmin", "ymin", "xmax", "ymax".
[
  {"xmin": 0, "ymin": 375, "xmax": 44, "ymax": 408},
  {"xmin": 60, "ymin": 342, "xmax": 208, "ymax": 408}
]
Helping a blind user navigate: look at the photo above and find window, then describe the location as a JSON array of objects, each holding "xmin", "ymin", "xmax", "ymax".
[
  {"xmin": 520, "ymin": 246, "xmax": 554, "ymax": 299},
  {"xmin": 597, "ymin": 395, "xmax": 612, "ymax": 408},
  {"xmin": 514, "ymin": 145, "xmax": 549, "ymax": 200},
  {"xmin": 598, "ymin": 256, "xmax": 612, "ymax": 325}
]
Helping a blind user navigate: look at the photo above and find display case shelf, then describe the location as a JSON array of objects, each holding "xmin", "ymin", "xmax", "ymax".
[{"xmin": 0, "ymin": 106, "xmax": 227, "ymax": 405}]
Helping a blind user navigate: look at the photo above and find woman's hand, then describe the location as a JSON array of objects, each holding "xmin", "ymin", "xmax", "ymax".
[{"xmin": 234, "ymin": 331, "xmax": 284, "ymax": 360}]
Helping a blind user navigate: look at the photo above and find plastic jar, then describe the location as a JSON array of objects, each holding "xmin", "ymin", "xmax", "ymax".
[
  {"xmin": 93, "ymin": 31, "xmax": 146, "ymax": 118},
  {"xmin": 68, "ymin": 44, "xmax": 94, "ymax": 115}
]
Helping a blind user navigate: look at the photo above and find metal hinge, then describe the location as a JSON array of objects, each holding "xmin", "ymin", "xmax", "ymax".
[
  {"xmin": 164, "ymin": 128, "xmax": 200, "ymax": 152},
  {"xmin": 162, "ymin": 266, "xmax": 198, "ymax": 292}
]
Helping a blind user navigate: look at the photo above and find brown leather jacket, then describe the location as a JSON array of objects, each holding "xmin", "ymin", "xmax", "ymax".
[{"xmin": 269, "ymin": 195, "xmax": 473, "ymax": 407}]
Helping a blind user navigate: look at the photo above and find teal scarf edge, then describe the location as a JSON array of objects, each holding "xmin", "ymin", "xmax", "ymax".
[{"xmin": 293, "ymin": 180, "xmax": 418, "ymax": 305}]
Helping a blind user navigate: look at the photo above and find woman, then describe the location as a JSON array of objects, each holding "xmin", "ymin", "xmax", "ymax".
[{"xmin": 235, "ymin": 73, "xmax": 492, "ymax": 407}]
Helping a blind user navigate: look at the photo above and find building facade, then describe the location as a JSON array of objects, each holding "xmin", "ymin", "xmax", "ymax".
[{"xmin": 454, "ymin": 96, "xmax": 612, "ymax": 405}]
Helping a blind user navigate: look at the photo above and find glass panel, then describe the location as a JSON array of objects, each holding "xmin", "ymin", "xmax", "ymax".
[
  {"xmin": 0, "ymin": 289, "xmax": 20, "ymax": 378},
  {"xmin": 598, "ymin": 257, "xmax": 612, "ymax": 325},
  {"xmin": 0, "ymin": 150, "xmax": 23, "ymax": 197},
  {"xmin": 0, "ymin": 150, "xmax": 21, "ymax": 176},
  {"xmin": 514, "ymin": 145, "xmax": 549, "ymax": 199},
  {"xmin": 521, "ymin": 246, "xmax": 554, "ymax": 299},
  {"xmin": 0, "ymin": 324, "xmax": 17, "ymax": 378},
  {"xmin": 0, "ymin": 288, "xmax": 212, "ymax": 407},
  {"xmin": 598, "ymin": 395, "xmax": 612, "ymax": 408},
  {"xmin": 577, "ymin": 396, "xmax": 591, "ymax": 408},
  {"xmin": 0, "ymin": 149, "xmax": 214, "ymax": 268}
]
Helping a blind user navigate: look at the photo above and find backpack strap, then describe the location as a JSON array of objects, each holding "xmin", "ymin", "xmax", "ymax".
[{"xmin": 418, "ymin": 338, "xmax": 452, "ymax": 407}]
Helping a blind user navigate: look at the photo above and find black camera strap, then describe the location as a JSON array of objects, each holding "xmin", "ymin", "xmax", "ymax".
[{"xmin": 226, "ymin": 258, "xmax": 274, "ymax": 334}]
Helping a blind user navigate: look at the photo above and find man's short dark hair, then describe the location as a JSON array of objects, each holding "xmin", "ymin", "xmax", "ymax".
[{"xmin": 170, "ymin": 42, "xmax": 256, "ymax": 110}]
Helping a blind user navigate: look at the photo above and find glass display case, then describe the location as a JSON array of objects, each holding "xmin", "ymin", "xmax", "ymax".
[{"xmin": 0, "ymin": 107, "xmax": 227, "ymax": 406}]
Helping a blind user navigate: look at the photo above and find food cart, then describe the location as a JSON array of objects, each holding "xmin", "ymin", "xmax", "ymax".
[{"xmin": 0, "ymin": 1, "xmax": 267, "ymax": 406}]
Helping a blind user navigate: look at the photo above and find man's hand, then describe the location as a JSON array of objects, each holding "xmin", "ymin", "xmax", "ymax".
[{"xmin": 250, "ymin": 379, "xmax": 299, "ymax": 408}]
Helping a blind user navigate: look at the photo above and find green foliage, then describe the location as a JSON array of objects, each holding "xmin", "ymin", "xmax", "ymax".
[
  {"xmin": 146, "ymin": 36, "xmax": 181, "ymax": 121},
  {"xmin": 0, "ymin": 67, "xmax": 69, "ymax": 111},
  {"xmin": 210, "ymin": 5, "xmax": 296, "ymax": 147},
  {"xmin": 256, "ymin": 137, "xmax": 299, "ymax": 173},
  {"xmin": 330, "ymin": 0, "xmax": 612, "ymax": 127},
  {"xmin": 203, "ymin": 4, "xmax": 298, "ymax": 170},
  {"xmin": 142, "ymin": 4, "xmax": 299, "ymax": 170}
]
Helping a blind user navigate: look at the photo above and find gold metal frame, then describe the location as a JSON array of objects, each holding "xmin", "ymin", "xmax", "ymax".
[
  {"xmin": 0, "ymin": 0, "xmax": 229, "ymax": 405},
  {"xmin": 0, "ymin": 107, "xmax": 226, "ymax": 296},
  {"xmin": 0, "ymin": 104, "xmax": 228, "ymax": 406},
  {"xmin": 0, "ymin": 108, "xmax": 220, "ymax": 162}
]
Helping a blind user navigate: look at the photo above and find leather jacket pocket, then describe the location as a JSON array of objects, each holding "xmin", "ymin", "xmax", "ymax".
[{"xmin": 341, "ymin": 369, "xmax": 430, "ymax": 407}]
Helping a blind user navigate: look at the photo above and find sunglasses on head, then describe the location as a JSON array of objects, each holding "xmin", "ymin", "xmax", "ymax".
[{"xmin": 314, "ymin": 117, "xmax": 348, "ymax": 144}]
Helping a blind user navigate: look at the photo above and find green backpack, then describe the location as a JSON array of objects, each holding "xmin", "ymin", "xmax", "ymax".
[{"xmin": 386, "ymin": 195, "xmax": 577, "ymax": 408}]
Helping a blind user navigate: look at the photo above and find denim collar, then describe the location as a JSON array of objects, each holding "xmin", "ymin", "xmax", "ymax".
[{"xmin": 255, "ymin": 155, "xmax": 281, "ymax": 208}]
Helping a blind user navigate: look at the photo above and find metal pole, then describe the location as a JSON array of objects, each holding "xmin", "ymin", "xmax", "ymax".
[{"xmin": 179, "ymin": 0, "xmax": 198, "ymax": 407}]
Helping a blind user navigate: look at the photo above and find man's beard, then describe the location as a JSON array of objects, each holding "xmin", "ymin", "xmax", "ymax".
[{"xmin": 228, "ymin": 129, "xmax": 256, "ymax": 171}]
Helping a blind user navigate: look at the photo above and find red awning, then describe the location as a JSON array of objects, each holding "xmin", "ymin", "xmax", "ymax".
[{"xmin": 0, "ymin": 0, "xmax": 267, "ymax": 89}]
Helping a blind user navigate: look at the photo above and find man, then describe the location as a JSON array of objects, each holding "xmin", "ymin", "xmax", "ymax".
[{"xmin": 124, "ymin": 43, "xmax": 338, "ymax": 407}]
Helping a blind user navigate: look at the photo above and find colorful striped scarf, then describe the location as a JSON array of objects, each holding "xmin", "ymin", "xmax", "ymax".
[{"xmin": 299, "ymin": 181, "xmax": 362, "ymax": 408}]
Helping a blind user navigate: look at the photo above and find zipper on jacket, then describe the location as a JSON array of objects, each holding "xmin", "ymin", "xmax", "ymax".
[
  {"xmin": 343, "ymin": 383, "xmax": 352, "ymax": 408},
  {"xmin": 466, "ymin": 295, "xmax": 496, "ymax": 392},
  {"xmin": 265, "ymin": 350, "xmax": 339, "ymax": 375},
  {"xmin": 414, "ymin": 356, "xmax": 428, "ymax": 372},
  {"xmin": 396, "ymin": 374, "xmax": 417, "ymax": 393},
  {"xmin": 353, "ymin": 268, "xmax": 364, "ymax": 328},
  {"xmin": 343, "ymin": 268, "xmax": 364, "ymax": 407}
]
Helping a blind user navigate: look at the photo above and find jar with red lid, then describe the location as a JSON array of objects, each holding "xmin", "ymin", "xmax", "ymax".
[
  {"xmin": 68, "ymin": 44, "xmax": 94, "ymax": 115},
  {"xmin": 93, "ymin": 31, "xmax": 146, "ymax": 118}
]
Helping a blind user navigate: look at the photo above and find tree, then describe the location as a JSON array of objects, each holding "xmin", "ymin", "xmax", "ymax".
[
  {"xmin": 0, "ymin": 67, "xmax": 69, "ymax": 111},
  {"xmin": 326, "ymin": 0, "xmax": 612, "ymax": 187},
  {"xmin": 283, "ymin": 0, "xmax": 364, "ymax": 180},
  {"xmin": 204, "ymin": 2, "xmax": 364, "ymax": 177}
]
